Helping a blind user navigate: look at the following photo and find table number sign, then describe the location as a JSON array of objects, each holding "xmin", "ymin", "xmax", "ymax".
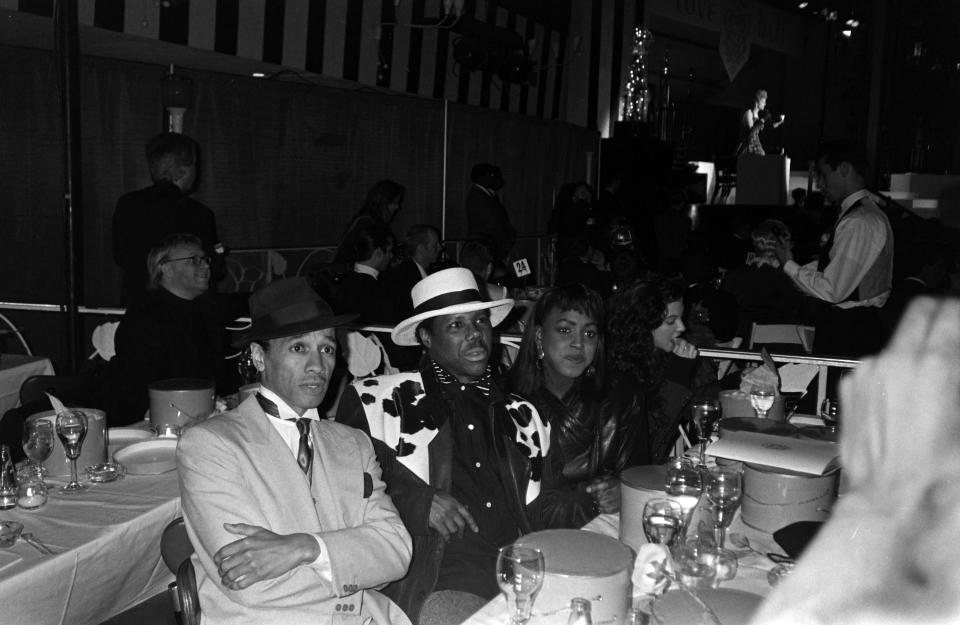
[{"xmin": 512, "ymin": 258, "xmax": 531, "ymax": 277}]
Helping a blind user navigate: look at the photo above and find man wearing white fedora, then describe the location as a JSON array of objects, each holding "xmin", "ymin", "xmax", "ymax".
[
  {"xmin": 178, "ymin": 277, "xmax": 413, "ymax": 625},
  {"xmin": 337, "ymin": 267, "xmax": 558, "ymax": 625}
]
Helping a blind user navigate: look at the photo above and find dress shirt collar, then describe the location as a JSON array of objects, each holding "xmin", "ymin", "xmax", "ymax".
[
  {"xmin": 839, "ymin": 188, "xmax": 871, "ymax": 216},
  {"xmin": 257, "ymin": 385, "xmax": 320, "ymax": 422},
  {"xmin": 429, "ymin": 359, "xmax": 494, "ymax": 396},
  {"xmin": 414, "ymin": 259, "xmax": 428, "ymax": 279},
  {"xmin": 473, "ymin": 183, "xmax": 496, "ymax": 197},
  {"xmin": 353, "ymin": 263, "xmax": 379, "ymax": 279}
]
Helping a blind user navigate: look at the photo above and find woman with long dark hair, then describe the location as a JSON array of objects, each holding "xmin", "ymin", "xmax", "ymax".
[
  {"xmin": 607, "ymin": 277, "xmax": 701, "ymax": 465},
  {"xmin": 333, "ymin": 179, "xmax": 405, "ymax": 267},
  {"xmin": 510, "ymin": 283, "xmax": 641, "ymax": 525}
]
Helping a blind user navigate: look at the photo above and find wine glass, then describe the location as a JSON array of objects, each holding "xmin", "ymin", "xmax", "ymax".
[
  {"xmin": 56, "ymin": 410, "xmax": 88, "ymax": 494},
  {"xmin": 749, "ymin": 384, "xmax": 776, "ymax": 419},
  {"xmin": 691, "ymin": 400, "xmax": 720, "ymax": 469},
  {"xmin": 820, "ymin": 397, "xmax": 840, "ymax": 432},
  {"xmin": 22, "ymin": 420, "xmax": 54, "ymax": 482},
  {"xmin": 704, "ymin": 469, "xmax": 741, "ymax": 548},
  {"xmin": 664, "ymin": 458, "xmax": 702, "ymax": 543},
  {"xmin": 496, "ymin": 545, "xmax": 545, "ymax": 625},
  {"xmin": 642, "ymin": 499, "xmax": 684, "ymax": 548}
]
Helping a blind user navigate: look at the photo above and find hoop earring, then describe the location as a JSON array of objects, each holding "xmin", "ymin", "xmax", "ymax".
[{"xmin": 536, "ymin": 342, "xmax": 544, "ymax": 369}]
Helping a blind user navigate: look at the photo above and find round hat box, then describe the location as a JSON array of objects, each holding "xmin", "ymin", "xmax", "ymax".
[
  {"xmin": 148, "ymin": 378, "xmax": 215, "ymax": 431},
  {"xmin": 740, "ymin": 463, "xmax": 840, "ymax": 533},
  {"xmin": 515, "ymin": 529, "xmax": 634, "ymax": 625},
  {"xmin": 28, "ymin": 409, "xmax": 108, "ymax": 477},
  {"xmin": 618, "ymin": 465, "xmax": 669, "ymax": 553}
]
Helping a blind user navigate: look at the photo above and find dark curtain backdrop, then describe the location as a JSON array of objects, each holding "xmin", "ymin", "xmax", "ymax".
[
  {"xmin": 445, "ymin": 103, "xmax": 600, "ymax": 241},
  {"xmin": 0, "ymin": 45, "xmax": 595, "ymax": 368}
]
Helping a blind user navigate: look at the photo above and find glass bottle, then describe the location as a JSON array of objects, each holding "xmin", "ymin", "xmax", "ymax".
[
  {"xmin": 568, "ymin": 598, "xmax": 592, "ymax": 625},
  {"xmin": 0, "ymin": 446, "xmax": 17, "ymax": 510}
]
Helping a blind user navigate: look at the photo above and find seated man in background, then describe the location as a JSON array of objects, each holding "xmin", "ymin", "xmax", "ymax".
[
  {"xmin": 334, "ymin": 225, "xmax": 399, "ymax": 325},
  {"xmin": 110, "ymin": 233, "xmax": 241, "ymax": 424},
  {"xmin": 384, "ymin": 224, "xmax": 442, "ymax": 318},
  {"xmin": 178, "ymin": 277, "xmax": 412, "ymax": 625},
  {"xmin": 337, "ymin": 268, "xmax": 566, "ymax": 625},
  {"xmin": 753, "ymin": 297, "xmax": 960, "ymax": 624}
]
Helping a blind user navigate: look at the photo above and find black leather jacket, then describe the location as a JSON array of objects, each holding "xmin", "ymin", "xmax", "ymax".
[{"xmin": 531, "ymin": 379, "xmax": 646, "ymax": 527}]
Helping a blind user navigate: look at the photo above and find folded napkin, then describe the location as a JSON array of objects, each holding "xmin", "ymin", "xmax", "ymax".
[
  {"xmin": 91, "ymin": 321, "xmax": 120, "ymax": 362},
  {"xmin": 740, "ymin": 348, "xmax": 781, "ymax": 395},
  {"xmin": 632, "ymin": 543, "xmax": 674, "ymax": 598}
]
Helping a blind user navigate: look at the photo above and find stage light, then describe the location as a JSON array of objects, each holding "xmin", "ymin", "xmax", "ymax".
[
  {"xmin": 798, "ymin": 2, "xmax": 808, "ymax": 8},
  {"xmin": 841, "ymin": 29, "xmax": 852, "ymax": 38}
]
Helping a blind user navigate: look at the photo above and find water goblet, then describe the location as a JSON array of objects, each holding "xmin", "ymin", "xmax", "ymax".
[
  {"xmin": 496, "ymin": 545, "xmax": 545, "ymax": 625},
  {"xmin": 704, "ymin": 469, "xmax": 741, "ymax": 548},
  {"xmin": 56, "ymin": 410, "xmax": 88, "ymax": 494},
  {"xmin": 691, "ymin": 400, "xmax": 720, "ymax": 469},
  {"xmin": 642, "ymin": 499, "xmax": 684, "ymax": 548},
  {"xmin": 675, "ymin": 538, "xmax": 738, "ymax": 589},
  {"xmin": 749, "ymin": 384, "xmax": 776, "ymax": 419},
  {"xmin": 820, "ymin": 397, "xmax": 840, "ymax": 432},
  {"xmin": 22, "ymin": 420, "xmax": 54, "ymax": 482},
  {"xmin": 664, "ymin": 458, "xmax": 702, "ymax": 543}
]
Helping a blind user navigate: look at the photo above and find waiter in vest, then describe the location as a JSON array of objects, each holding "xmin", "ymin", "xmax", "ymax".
[{"xmin": 773, "ymin": 139, "xmax": 893, "ymax": 358}]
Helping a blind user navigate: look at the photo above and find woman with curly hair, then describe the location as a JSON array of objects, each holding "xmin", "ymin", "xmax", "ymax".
[
  {"xmin": 607, "ymin": 277, "xmax": 701, "ymax": 464},
  {"xmin": 509, "ymin": 283, "xmax": 643, "ymax": 526}
]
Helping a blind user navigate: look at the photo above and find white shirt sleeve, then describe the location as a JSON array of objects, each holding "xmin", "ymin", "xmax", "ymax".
[{"xmin": 783, "ymin": 211, "xmax": 886, "ymax": 304}]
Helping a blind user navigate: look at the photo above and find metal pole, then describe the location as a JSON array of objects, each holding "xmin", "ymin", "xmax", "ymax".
[{"xmin": 56, "ymin": 0, "xmax": 84, "ymax": 372}]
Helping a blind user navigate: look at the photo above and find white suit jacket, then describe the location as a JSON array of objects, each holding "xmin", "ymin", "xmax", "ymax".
[{"xmin": 177, "ymin": 395, "xmax": 413, "ymax": 625}]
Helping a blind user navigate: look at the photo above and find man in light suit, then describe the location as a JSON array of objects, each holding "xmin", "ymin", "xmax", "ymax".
[{"xmin": 177, "ymin": 277, "xmax": 413, "ymax": 625}]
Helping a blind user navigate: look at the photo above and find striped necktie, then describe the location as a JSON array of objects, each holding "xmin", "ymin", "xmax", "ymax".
[{"xmin": 256, "ymin": 393, "xmax": 313, "ymax": 479}]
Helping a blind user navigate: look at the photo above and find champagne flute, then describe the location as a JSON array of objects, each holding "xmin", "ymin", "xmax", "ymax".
[
  {"xmin": 642, "ymin": 499, "xmax": 684, "ymax": 548},
  {"xmin": 691, "ymin": 400, "xmax": 720, "ymax": 469},
  {"xmin": 496, "ymin": 545, "xmax": 545, "ymax": 625},
  {"xmin": 664, "ymin": 458, "xmax": 702, "ymax": 543},
  {"xmin": 705, "ymin": 469, "xmax": 741, "ymax": 548},
  {"xmin": 820, "ymin": 397, "xmax": 840, "ymax": 432},
  {"xmin": 56, "ymin": 410, "xmax": 88, "ymax": 494},
  {"xmin": 749, "ymin": 384, "xmax": 776, "ymax": 419},
  {"xmin": 22, "ymin": 420, "xmax": 54, "ymax": 482}
]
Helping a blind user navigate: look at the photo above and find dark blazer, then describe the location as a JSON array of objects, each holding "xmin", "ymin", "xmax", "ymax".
[
  {"xmin": 334, "ymin": 270, "xmax": 400, "ymax": 325},
  {"xmin": 466, "ymin": 185, "xmax": 515, "ymax": 260},
  {"xmin": 382, "ymin": 258, "xmax": 425, "ymax": 319},
  {"xmin": 336, "ymin": 364, "xmax": 560, "ymax": 623},
  {"xmin": 112, "ymin": 181, "xmax": 219, "ymax": 307}
]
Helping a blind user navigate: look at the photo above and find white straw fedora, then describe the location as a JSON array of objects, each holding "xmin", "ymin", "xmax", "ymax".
[{"xmin": 391, "ymin": 267, "xmax": 514, "ymax": 346}]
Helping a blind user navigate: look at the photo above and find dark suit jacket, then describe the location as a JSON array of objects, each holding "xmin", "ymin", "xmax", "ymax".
[
  {"xmin": 112, "ymin": 181, "xmax": 219, "ymax": 307},
  {"xmin": 466, "ymin": 185, "xmax": 515, "ymax": 260},
  {"xmin": 382, "ymin": 258, "xmax": 425, "ymax": 319},
  {"xmin": 334, "ymin": 271, "xmax": 400, "ymax": 325}
]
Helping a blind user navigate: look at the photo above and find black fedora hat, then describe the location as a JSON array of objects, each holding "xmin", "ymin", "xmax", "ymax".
[{"xmin": 234, "ymin": 277, "xmax": 356, "ymax": 346}]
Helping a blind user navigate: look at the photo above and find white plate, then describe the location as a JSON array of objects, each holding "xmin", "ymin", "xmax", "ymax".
[
  {"xmin": 107, "ymin": 427, "xmax": 153, "ymax": 454},
  {"xmin": 113, "ymin": 439, "xmax": 178, "ymax": 475}
]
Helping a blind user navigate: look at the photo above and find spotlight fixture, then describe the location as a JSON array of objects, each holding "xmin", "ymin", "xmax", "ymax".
[
  {"xmin": 845, "ymin": 18, "xmax": 859, "ymax": 28},
  {"xmin": 798, "ymin": 1, "xmax": 808, "ymax": 8},
  {"xmin": 841, "ymin": 29, "xmax": 852, "ymax": 38}
]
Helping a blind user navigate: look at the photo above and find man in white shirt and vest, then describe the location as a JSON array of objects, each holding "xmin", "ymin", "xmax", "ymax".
[
  {"xmin": 177, "ymin": 277, "xmax": 412, "ymax": 625},
  {"xmin": 774, "ymin": 139, "xmax": 894, "ymax": 358}
]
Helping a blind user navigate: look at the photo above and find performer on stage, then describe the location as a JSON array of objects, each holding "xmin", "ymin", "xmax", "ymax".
[{"xmin": 738, "ymin": 89, "xmax": 785, "ymax": 156}]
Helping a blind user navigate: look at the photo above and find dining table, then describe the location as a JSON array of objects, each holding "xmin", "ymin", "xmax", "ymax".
[
  {"xmin": 0, "ymin": 354, "xmax": 55, "ymax": 416},
  {"xmin": 0, "ymin": 468, "xmax": 181, "ymax": 624},
  {"xmin": 462, "ymin": 465, "xmax": 791, "ymax": 625}
]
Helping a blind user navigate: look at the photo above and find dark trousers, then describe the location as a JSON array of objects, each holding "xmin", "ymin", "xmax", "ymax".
[{"xmin": 814, "ymin": 304, "xmax": 884, "ymax": 399}]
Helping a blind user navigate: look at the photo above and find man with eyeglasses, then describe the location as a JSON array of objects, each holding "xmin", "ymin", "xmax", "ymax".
[{"xmin": 109, "ymin": 233, "xmax": 239, "ymax": 424}]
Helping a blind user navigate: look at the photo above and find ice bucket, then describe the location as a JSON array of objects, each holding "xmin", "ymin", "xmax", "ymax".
[
  {"xmin": 515, "ymin": 529, "xmax": 634, "ymax": 625},
  {"xmin": 28, "ymin": 409, "xmax": 107, "ymax": 477},
  {"xmin": 740, "ymin": 462, "xmax": 839, "ymax": 533},
  {"xmin": 148, "ymin": 378, "xmax": 214, "ymax": 433}
]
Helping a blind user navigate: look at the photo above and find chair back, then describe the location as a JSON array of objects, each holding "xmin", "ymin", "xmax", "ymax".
[
  {"xmin": 749, "ymin": 323, "xmax": 815, "ymax": 354},
  {"xmin": 19, "ymin": 374, "xmax": 93, "ymax": 407},
  {"xmin": 161, "ymin": 517, "xmax": 200, "ymax": 625},
  {"xmin": 160, "ymin": 517, "xmax": 193, "ymax": 573}
]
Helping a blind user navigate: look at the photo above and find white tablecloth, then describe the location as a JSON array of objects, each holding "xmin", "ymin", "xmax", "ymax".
[
  {"xmin": 463, "ymin": 479, "xmax": 784, "ymax": 625},
  {"xmin": 0, "ymin": 470, "xmax": 181, "ymax": 625},
  {"xmin": 0, "ymin": 354, "xmax": 55, "ymax": 416}
]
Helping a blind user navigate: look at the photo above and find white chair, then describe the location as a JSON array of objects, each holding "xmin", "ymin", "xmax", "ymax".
[{"xmin": 748, "ymin": 323, "xmax": 815, "ymax": 354}]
